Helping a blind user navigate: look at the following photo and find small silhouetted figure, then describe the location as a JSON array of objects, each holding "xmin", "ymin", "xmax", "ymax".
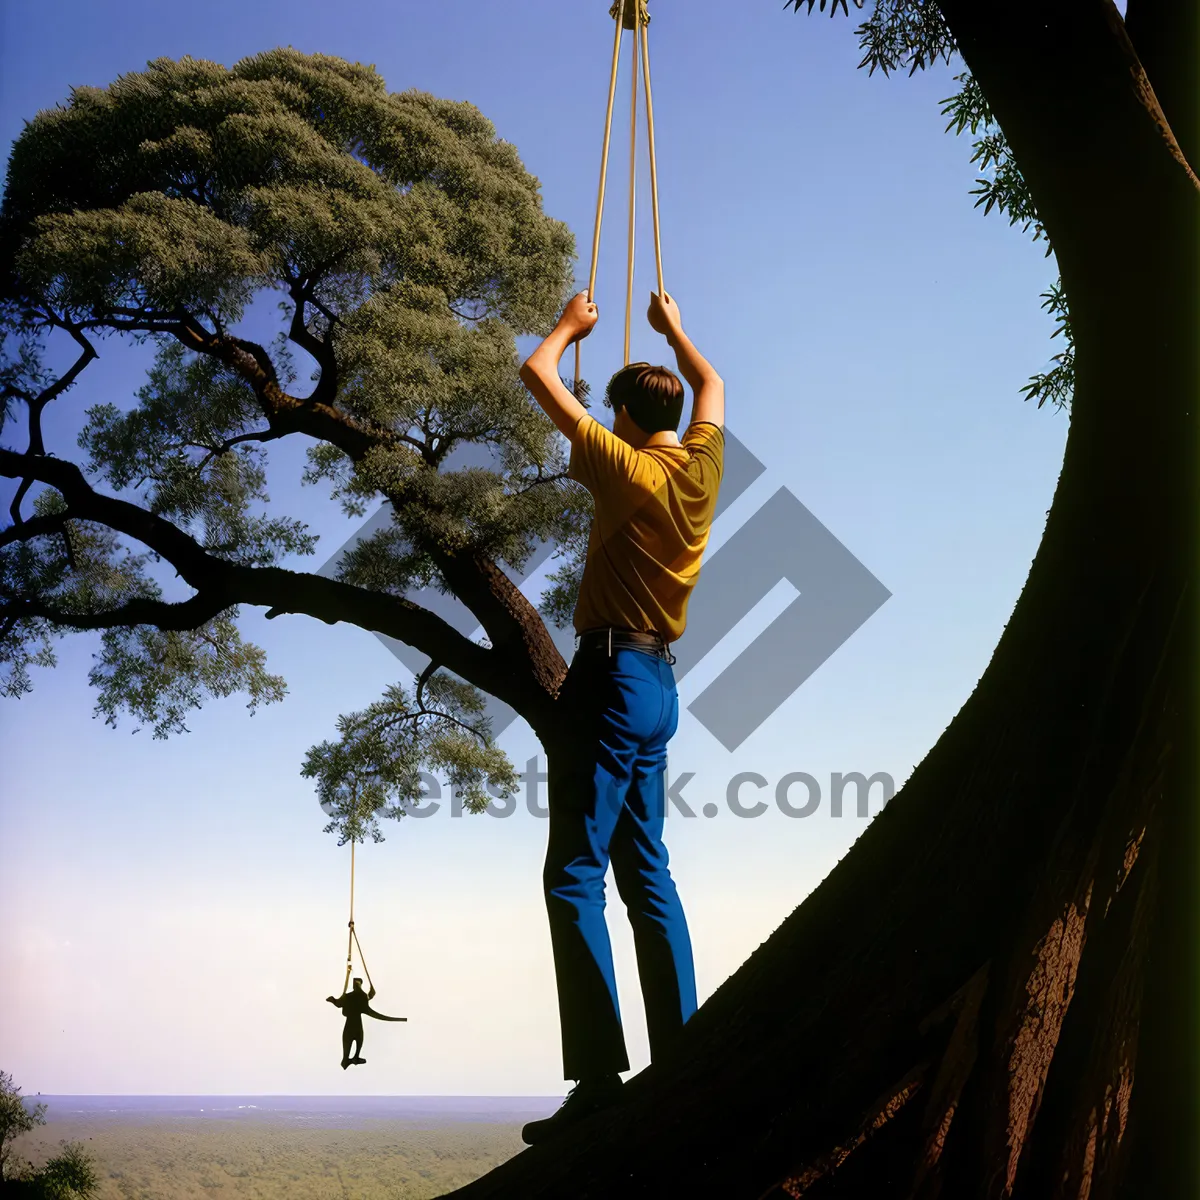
[{"xmin": 326, "ymin": 978, "xmax": 407, "ymax": 1069}]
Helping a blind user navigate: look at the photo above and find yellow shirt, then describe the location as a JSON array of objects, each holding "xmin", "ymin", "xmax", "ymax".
[{"xmin": 568, "ymin": 415, "xmax": 724, "ymax": 643}]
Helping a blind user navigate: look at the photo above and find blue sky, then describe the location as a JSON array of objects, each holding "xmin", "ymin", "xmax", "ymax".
[{"xmin": 0, "ymin": 1, "xmax": 1067, "ymax": 1095}]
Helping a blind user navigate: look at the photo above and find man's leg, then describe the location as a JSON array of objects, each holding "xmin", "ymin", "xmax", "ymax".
[
  {"xmin": 543, "ymin": 648, "xmax": 662, "ymax": 1081},
  {"xmin": 544, "ymin": 742, "xmax": 632, "ymax": 1080},
  {"xmin": 341, "ymin": 1025, "xmax": 354, "ymax": 1069},
  {"xmin": 610, "ymin": 654, "xmax": 697, "ymax": 1063},
  {"xmin": 527, "ymin": 650, "xmax": 679, "ymax": 1146}
]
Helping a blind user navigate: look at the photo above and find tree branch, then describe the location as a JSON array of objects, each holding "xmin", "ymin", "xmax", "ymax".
[
  {"xmin": 73, "ymin": 306, "xmax": 394, "ymax": 464},
  {"xmin": 0, "ymin": 510, "xmax": 69, "ymax": 549},
  {"xmin": 7, "ymin": 319, "xmax": 97, "ymax": 525},
  {"xmin": 34, "ymin": 320, "xmax": 97, "ymax": 413},
  {"xmin": 1, "ymin": 590, "xmax": 230, "ymax": 633},
  {"xmin": 414, "ymin": 659, "xmax": 438, "ymax": 707},
  {"xmin": 377, "ymin": 704, "xmax": 487, "ymax": 741},
  {"xmin": 931, "ymin": 0, "xmax": 1198, "ymax": 254},
  {"xmin": 0, "ymin": 446, "xmax": 527, "ymax": 707},
  {"xmin": 184, "ymin": 429, "xmax": 289, "ymax": 474},
  {"xmin": 1124, "ymin": 0, "xmax": 1199, "ymax": 171},
  {"xmin": 930, "ymin": 0, "xmax": 1200, "ymax": 434},
  {"xmin": 47, "ymin": 302, "xmax": 564, "ymax": 709},
  {"xmin": 286, "ymin": 278, "xmax": 339, "ymax": 407}
]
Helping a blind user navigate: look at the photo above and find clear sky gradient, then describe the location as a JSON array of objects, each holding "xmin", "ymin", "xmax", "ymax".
[{"xmin": 0, "ymin": 1, "xmax": 1068, "ymax": 1095}]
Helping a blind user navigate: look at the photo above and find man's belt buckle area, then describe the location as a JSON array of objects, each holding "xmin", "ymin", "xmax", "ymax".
[{"xmin": 577, "ymin": 627, "xmax": 677, "ymax": 664}]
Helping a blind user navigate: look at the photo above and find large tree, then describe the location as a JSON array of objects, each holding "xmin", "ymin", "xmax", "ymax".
[
  {"xmin": 435, "ymin": 1, "xmax": 1200, "ymax": 1197},
  {"xmin": 0, "ymin": 49, "xmax": 592, "ymax": 835}
]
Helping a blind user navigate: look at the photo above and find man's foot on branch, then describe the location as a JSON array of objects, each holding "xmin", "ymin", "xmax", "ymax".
[{"xmin": 521, "ymin": 1074, "xmax": 623, "ymax": 1146}]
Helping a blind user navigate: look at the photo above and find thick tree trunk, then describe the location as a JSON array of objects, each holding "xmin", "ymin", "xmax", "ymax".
[{"xmin": 435, "ymin": 4, "xmax": 1199, "ymax": 1196}]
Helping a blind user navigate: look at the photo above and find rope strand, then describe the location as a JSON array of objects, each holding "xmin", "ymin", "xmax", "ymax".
[
  {"xmin": 577, "ymin": 4, "xmax": 627, "ymax": 394},
  {"xmin": 341, "ymin": 839, "xmax": 357, "ymax": 995},
  {"xmin": 352, "ymin": 925, "xmax": 374, "ymax": 992},
  {"xmin": 624, "ymin": 15, "xmax": 639, "ymax": 366},
  {"xmin": 575, "ymin": 1, "xmax": 664, "ymax": 393},
  {"xmin": 639, "ymin": 12, "xmax": 665, "ymax": 296}
]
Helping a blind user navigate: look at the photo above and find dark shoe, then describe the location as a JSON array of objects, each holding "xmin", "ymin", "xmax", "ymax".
[
  {"xmin": 521, "ymin": 1075, "xmax": 623, "ymax": 1146},
  {"xmin": 341, "ymin": 1059, "xmax": 350, "ymax": 1070},
  {"xmin": 351, "ymin": 1057, "xmax": 366, "ymax": 1065}
]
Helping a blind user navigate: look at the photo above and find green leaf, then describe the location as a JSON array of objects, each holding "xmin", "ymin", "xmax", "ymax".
[{"xmin": 301, "ymin": 674, "xmax": 517, "ymax": 842}]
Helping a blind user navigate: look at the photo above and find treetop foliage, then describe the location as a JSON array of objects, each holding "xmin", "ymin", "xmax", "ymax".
[
  {"xmin": 1, "ymin": 51, "xmax": 581, "ymax": 834},
  {"xmin": 2, "ymin": 51, "xmax": 572, "ymax": 330}
]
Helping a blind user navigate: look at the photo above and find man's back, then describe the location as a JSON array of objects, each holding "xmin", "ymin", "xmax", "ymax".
[{"xmin": 569, "ymin": 416, "xmax": 724, "ymax": 642}]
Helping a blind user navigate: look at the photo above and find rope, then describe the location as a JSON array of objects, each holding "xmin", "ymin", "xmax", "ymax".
[
  {"xmin": 576, "ymin": 3, "xmax": 626, "ymax": 395},
  {"xmin": 624, "ymin": 13, "xmax": 639, "ymax": 366},
  {"xmin": 352, "ymin": 923, "xmax": 374, "ymax": 991},
  {"xmin": 575, "ymin": 0, "xmax": 663, "ymax": 389},
  {"xmin": 639, "ymin": 14, "xmax": 665, "ymax": 297},
  {"xmin": 340, "ymin": 838, "xmax": 375, "ymax": 996}
]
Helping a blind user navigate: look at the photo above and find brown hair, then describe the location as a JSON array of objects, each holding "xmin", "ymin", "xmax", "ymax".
[{"xmin": 605, "ymin": 362, "xmax": 685, "ymax": 434}]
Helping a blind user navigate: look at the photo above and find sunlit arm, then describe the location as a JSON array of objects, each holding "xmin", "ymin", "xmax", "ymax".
[
  {"xmin": 669, "ymin": 327, "xmax": 725, "ymax": 429},
  {"xmin": 519, "ymin": 293, "xmax": 598, "ymax": 438}
]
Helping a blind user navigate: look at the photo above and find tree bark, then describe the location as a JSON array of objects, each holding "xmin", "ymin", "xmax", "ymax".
[
  {"xmin": 1124, "ymin": 0, "xmax": 1199, "ymax": 171},
  {"xmin": 434, "ymin": 2, "xmax": 1199, "ymax": 1196}
]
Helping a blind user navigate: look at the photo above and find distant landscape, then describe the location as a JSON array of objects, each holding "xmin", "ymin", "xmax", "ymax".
[{"xmin": 11, "ymin": 1097, "xmax": 556, "ymax": 1199}]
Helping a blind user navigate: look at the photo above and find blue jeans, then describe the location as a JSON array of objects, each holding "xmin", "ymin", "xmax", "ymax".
[{"xmin": 543, "ymin": 645, "xmax": 698, "ymax": 1080}]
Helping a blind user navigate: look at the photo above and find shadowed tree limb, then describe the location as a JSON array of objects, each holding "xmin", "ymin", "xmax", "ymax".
[
  {"xmin": 1, "ymin": 589, "xmax": 231, "ymax": 634},
  {"xmin": 0, "ymin": 445, "xmax": 537, "ymax": 711},
  {"xmin": 60, "ymin": 302, "xmax": 567, "ymax": 680},
  {"xmin": 1124, "ymin": 0, "xmax": 1199, "ymax": 170},
  {"xmin": 7, "ymin": 318, "xmax": 96, "ymax": 524}
]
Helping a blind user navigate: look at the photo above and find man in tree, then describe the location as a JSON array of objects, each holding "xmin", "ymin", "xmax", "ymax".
[
  {"xmin": 434, "ymin": 1, "xmax": 1199, "ymax": 1193},
  {"xmin": 516, "ymin": 290, "xmax": 725, "ymax": 1144},
  {"xmin": 326, "ymin": 977, "xmax": 406, "ymax": 1070}
]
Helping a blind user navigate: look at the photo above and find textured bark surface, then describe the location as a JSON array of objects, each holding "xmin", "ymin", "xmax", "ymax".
[{"xmin": 434, "ymin": 2, "xmax": 1200, "ymax": 1196}]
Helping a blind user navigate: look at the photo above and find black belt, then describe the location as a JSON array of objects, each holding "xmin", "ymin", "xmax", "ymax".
[{"xmin": 577, "ymin": 627, "xmax": 676, "ymax": 663}]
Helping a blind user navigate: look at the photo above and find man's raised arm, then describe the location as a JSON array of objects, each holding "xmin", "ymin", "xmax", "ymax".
[
  {"xmin": 519, "ymin": 293, "xmax": 600, "ymax": 439},
  {"xmin": 648, "ymin": 292, "xmax": 724, "ymax": 429}
]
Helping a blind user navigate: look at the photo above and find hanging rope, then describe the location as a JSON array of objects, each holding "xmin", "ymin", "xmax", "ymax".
[
  {"xmin": 639, "ymin": 12, "xmax": 665, "ymax": 298},
  {"xmin": 576, "ymin": 5, "xmax": 625, "ymax": 394},
  {"xmin": 340, "ymin": 838, "xmax": 375, "ymax": 996},
  {"xmin": 575, "ymin": 0, "xmax": 664, "ymax": 390},
  {"xmin": 624, "ymin": 10, "xmax": 639, "ymax": 366}
]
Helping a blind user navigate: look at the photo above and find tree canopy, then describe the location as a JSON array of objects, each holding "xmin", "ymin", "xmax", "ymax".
[{"xmin": 0, "ymin": 50, "xmax": 590, "ymax": 833}]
